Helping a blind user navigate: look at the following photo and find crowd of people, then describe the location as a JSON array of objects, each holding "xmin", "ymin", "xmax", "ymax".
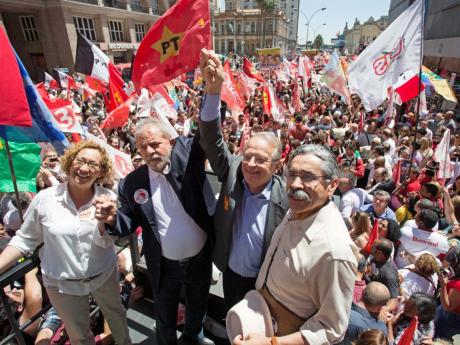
[{"xmin": 0, "ymin": 47, "xmax": 459, "ymax": 345}]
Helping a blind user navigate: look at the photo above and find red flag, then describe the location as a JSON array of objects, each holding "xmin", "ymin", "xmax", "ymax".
[
  {"xmin": 221, "ymin": 61, "xmax": 245, "ymax": 118},
  {"xmin": 363, "ymin": 219, "xmax": 379, "ymax": 255},
  {"xmin": 149, "ymin": 84, "xmax": 175, "ymax": 107},
  {"xmin": 239, "ymin": 127, "xmax": 251, "ymax": 151},
  {"xmin": 107, "ymin": 64, "xmax": 128, "ymax": 112},
  {"xmin": 243, "ymin": 57, "xmax": 265, "ymax": 83},
  {"xmin": 237, "ymin": 72, "xmax": 256, "ymax": 100},
  {"xmin": 36, "ymin": 82, "xmax": 50, "ymax": 103},
  {"xmin": 0, "ymin": 27, "xmax": 32, "ymax": 127},
  {"xmin": 394, "ymin": 70, "xmax": 425, "ymax": 103},
  {"xmin": 101, "ymin": 99, "xmax": 131, "ymax": 129},
  {"xmin": 397, "ymin": 316, "xmax": 418, "ymax": 345},
  {"xmin": 132, "ymin": 0, "xmax": 211, "ymax": 90},
  {"xmin": 85, "ymin": 75, "xmax": 107, "ymax": 94},
  {"xmin": 44, "ymin": 72, "xmax": 59, "ymax": 89},
  {"xmin": 393, "ymin": 160, "xmax": 402, "ymax": 185},
  {"xmin": 261, "ymin": 84, "xmax": 272, "ymax": 115}
]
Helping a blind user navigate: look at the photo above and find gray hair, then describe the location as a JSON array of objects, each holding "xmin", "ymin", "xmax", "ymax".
[
  {"xmin": 338, "ymin": 169, "xmax": 357, "ymax": 187},
  {"xmin": 373, "ymin": 189, "xmax": 391, "ymax": 202},
  {"xmin": 135, "ymin": 117, "xmax": 173, "ymax": 139},
  {"xmin": 288, "ymin": 144, "xmax": 338, "ymax": 180},
  {"xmin": 246, "ymin": 132, "xmax": 282, "ymax": 161}
]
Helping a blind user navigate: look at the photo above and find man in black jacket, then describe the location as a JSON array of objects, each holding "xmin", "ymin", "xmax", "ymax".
[{"xmin": 102, "ymin": 118, "xmax": 215, "ymax": 345}]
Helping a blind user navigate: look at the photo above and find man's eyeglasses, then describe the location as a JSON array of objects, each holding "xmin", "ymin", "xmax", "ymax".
[
  {"xmin": 242, "ymin": 154, "xmax": 277, "ymax": 165},
  {"xmin": 285, "ymin": 170, "xmax": 326, "ymax": 184},
  {"xmin": 74, "ymin": 158, "xmax": 100, "ymax": 170}
]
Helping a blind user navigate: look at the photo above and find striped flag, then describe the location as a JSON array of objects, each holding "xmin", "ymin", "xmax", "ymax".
[
  {"xmin": 75, "ymin": 31, "xmax": 110, "ymax": 84},
  {"xmin": 0, "ymin": 53, "xmax": 69, "ymax": 154}
]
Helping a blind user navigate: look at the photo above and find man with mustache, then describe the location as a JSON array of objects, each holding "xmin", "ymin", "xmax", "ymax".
[
  {"xmin": 102, "ymin": 117, "xmax": 216, "ymax": 345},
  {"xmin": 230, "ymin": 144, "xmax": 358, "ymax": 345},
  {"xmin": 199, "ymin": 49, "xmax": 289, "ymax": 311}
]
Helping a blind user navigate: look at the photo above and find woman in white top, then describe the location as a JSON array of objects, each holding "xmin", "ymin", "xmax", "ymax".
[
  {"xmin": 399, "ymin": 253, "xmax": 439, "ymax": 298},
  {"xmin": 0, "ymin": 141, "xmax": 131, "ymax": 345}
]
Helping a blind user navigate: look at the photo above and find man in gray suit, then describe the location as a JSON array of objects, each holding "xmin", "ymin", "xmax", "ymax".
[{"xmin": 198, "ymin": 49, "xmax": 289, "ymax": 311}]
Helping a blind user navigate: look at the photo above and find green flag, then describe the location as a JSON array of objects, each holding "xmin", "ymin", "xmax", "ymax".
[{"xmin": 0, "ymin": 140, "xmax": 41, "ymax": 193}]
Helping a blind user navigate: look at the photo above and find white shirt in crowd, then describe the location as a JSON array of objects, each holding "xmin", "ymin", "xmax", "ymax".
[
  {"xmin": 339, "ymin": 188, "xmax": 373, "ymax": 219},
  {"xmin": 384, "ymin": 138, "xmax": 396, "ymax": 157},
  {"xmin": 9, "ymin": 183, "xmax": 116, "ymax": 295},
  {"xmin": 399, "ymin": 264, "xmax": 439, "ymax": 298},
  {"xmin": 395, "ymin": 224, "xmax": 449, "ymax": 269},
  {"xmin": 148, "ymin": 167, "xmax": 207, "ymax": 260}
]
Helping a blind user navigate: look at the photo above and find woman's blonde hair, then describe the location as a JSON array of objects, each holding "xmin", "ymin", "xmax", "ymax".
[
  {"xmin": 351, "ymin": 211, "xmax": 371, "ymax": 238},
  {"xmin": 60, "ymin": 140, "xmax": 113, "ymax": 184},
  {"xmin": 353, "ymin": 330, "xmax": 388, "ymax": 345},
  {"xmin": 415, "ymin": 253, "xmax": 440, "ymax": 276}
]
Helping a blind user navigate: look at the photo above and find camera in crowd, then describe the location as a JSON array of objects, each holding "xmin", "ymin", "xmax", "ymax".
[
  {"xmin": 424, "ymin": 160, "xmax": 440, "ymax": 178},
  {"xmin": 343, "ymin": 159, "xmax": 354, "ymax": 168}
]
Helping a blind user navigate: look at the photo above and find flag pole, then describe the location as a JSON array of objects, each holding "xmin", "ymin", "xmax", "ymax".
[
  {"xmin": 406, "ymin": 0, "xmax": 425, "ymax": 182},
  {"xmin": 4, "ymin": 140, "xmax": 24, "ymax": 223}
]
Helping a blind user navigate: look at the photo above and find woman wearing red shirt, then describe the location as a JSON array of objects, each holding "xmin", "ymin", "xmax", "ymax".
[{"xmin": 434, "ymin": 246, "xmax": 460, "ymax": 339}]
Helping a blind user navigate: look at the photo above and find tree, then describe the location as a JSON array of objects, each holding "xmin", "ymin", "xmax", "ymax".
[
  {"xmin": 313, "ymin": 34, "xmax": 324, "ymax": 49},
  {"xmin": 256, "ymin": 0, "xmax": 277, "ymax": 48}
]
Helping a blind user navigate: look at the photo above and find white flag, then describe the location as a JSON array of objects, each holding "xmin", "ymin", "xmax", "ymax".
[
  {"xmin": 433, "ymin": 129, "xmax": 453, "ymax": 179},
  {"xmin": 348, "ymin": 0, "xmax": 423, "ymax": 110},
  {"xmin": 57, "ymin": 70, "xmax": 69, "ymax": 88}
]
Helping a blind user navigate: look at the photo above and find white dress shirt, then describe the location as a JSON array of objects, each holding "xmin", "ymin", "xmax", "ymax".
[
  {"xmin": 9, "ymin": 183, "xmax": 117, "ymax": 295},
  {"xmin": 339, "ymin": 188, "xmax": 373, "ymax": 219},
  {"xmin": 148, "ymin": 167, "xmax": 207, "ymax": 260}
]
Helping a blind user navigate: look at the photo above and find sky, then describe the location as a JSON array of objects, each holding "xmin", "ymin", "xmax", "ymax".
[
  {"xmin": 218, "ymin": 0, "xmax": 392, "ymax": 44},
  {"xmin": 296, "ymin": 0, "xmax": 392, "ymax": 44}
]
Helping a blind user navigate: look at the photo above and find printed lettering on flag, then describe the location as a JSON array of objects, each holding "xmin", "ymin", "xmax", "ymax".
[
  {"xmin": 348, "ymin": 0, "xmax": 423, "ymax": 110},
  {"xmin": 51, "ymin": 105, "xmax": 83, "ymax": 134}
]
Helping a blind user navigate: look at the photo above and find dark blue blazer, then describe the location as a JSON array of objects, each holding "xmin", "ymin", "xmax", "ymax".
[{"xmin": 109, "ymin": 135, "xmax": 215, "ymax": 292}]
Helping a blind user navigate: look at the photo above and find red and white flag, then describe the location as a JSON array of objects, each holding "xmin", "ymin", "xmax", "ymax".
[
  {"xmin": 47, "ymin": 99, "xmax": 84, "ymax": 134},
  {"xmin": 44, "ymin": 72, "xmax": 59, "ymax": 89},
  {"xmin": 221, "ymin": 61, "xmax": 245, "ymax": 118},
  {"xmin": 57, "ymin": 70, "xmax": 76, "ymax": 89},
  {"xmin": 320, "ymin": 50, "xmax": 351, "ymax": 105},
  {"xmin": 87, "ymin": 133, "xmax": 134, "ymax": 179},
  {"xmin": 348, "ymin": 0, "xmax": 423, "ymax": 110},
  {"xmin": 393, "ymin": 69, "xmax": 425, "ymax": 103}
]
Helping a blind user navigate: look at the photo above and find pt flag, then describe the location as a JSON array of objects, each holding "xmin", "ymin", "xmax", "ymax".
[
  {"xmin": 0, "ymin": 53, "xmax": 69, "ymax": 154},
  {"xmin": 0, "ymin": 139, "xmax": 41, "ymax": 193},
  {"xmin": 0, "ymin": 26, "xmax": 31, "ymax": 127},
  {"xmin": 75, "ymin": 31, "xmax": 110, "ymax": 84},
  {"xmin": 132, "ymin": 0, "xmax": 211, "ymax": 90},
  {"xmin": 348, "ymin": 0, "xmax": 423, "ymax": 110}
]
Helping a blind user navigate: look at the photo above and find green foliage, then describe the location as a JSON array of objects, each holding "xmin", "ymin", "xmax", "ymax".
[{"xmin": 313, "ymin": 34, "xmax": 324, "ymax": 49}]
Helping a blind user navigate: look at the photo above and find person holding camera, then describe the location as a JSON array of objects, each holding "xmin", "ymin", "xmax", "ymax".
[{"xmin": 434, "ymin": 246, "xmax": 460, "ymax": 340}]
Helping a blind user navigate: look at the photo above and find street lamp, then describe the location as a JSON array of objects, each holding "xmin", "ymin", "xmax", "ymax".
[
  {"xmin": 312, "ymin": 23, "xmax": 326, "ymax": 43},
  {"xmin": 293, "ymin": 7, "xmax": 326, "ymax": 49}
]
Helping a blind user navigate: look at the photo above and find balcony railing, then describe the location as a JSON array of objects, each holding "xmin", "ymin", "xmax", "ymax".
[
  {"xmin": 131, "ymin": 3, "xmax": 150, "ymax": 14},
  {"xmin": 104, "ymin": 0, "xmax": 128, "ymax": 10}
]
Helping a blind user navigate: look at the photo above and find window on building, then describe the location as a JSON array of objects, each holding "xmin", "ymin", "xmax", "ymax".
[
  {"xmin": 221, "ymin": 24, "xmax": 225, "ymax": 33},
  {"xmin": 221, "ymin": 41, "xmax": 225, "ymax": 52},
  {"xmin": 152, "ymin": 0, "xmax": 159, "ymax": 14},
  {"xmin": 135, "ymin": 23, "xmax": 146, "ymax": 42},
  {"xmin": 251, "ymin": 22, "xmax": 255, "ymax": 32},
  {"xmin": 237, "ymin": 24, "xmax": 241, "ymax": 33},
  {"xmin": 108, "ymin": 20, "xmax": 124, "ymax": 42},
  {"xmin": 20, "ymin": 16, "xmax": 39, "ymax": 42},
  {"xmin": 73, "ymin": 16, "xmax": 97, "ymax": 41},
  {"xmin": 131, "ymin": 0, "xmax": 140, "ymax": 5}
]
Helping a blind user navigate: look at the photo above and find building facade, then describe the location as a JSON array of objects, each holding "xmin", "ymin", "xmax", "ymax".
[
  {"xmin": 342, "ymin": 16, "xmax": 389, "ymax": 55},
  {"xmin": 224, "ymin": 0, "xmax": 298, "ymax": 51},
  {"xmin": 215, "ymin": 2, "xmax": 289, "ymax": 56},
  {"xmin": 0, "ymin": 0, "xmax": 171, "ymax": 81},
  {"xmin": 389, "ymin": 0, "xmax": 460, "ymax": 74}
]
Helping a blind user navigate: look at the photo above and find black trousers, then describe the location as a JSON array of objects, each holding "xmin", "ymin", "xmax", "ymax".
[{"xmin": 222, "ymin": 267, "xmax": 257, "ymax": 313}]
